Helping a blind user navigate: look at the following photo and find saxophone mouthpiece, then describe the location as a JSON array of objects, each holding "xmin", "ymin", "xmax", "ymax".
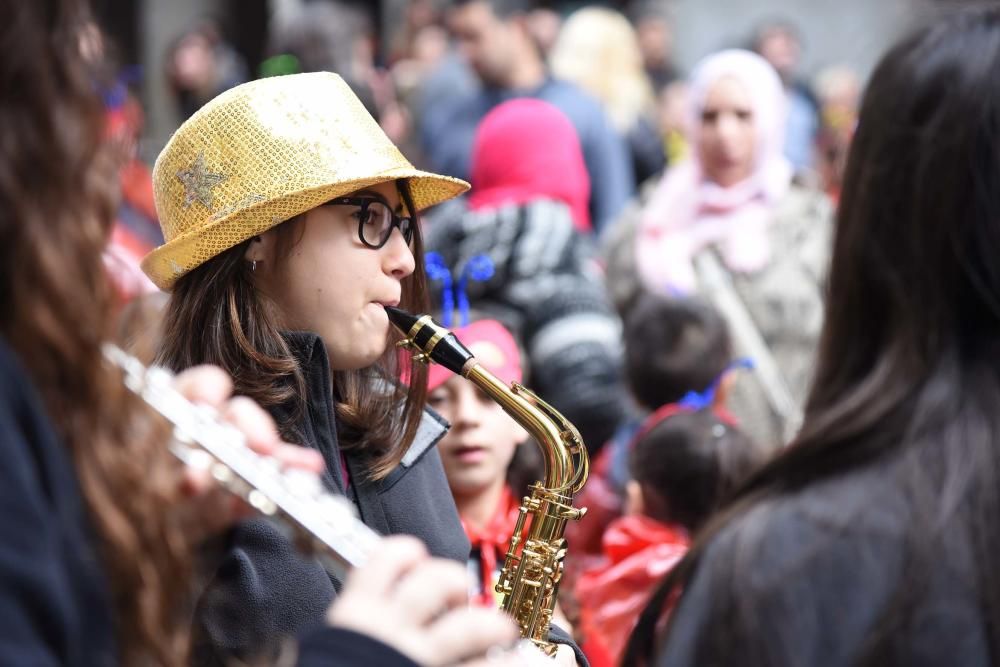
[
  {"xmin": 384, "ymin": 305, "xmax": 419, "ymax": 333},
  {"xmin": 383, "ymin": 305, "xmax": 474, "ymax": 375}
]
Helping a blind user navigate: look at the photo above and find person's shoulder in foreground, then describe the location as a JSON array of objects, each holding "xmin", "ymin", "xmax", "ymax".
[{"xmin": 659, "ymin": 457, "xmax": 989, "ymax": 667}]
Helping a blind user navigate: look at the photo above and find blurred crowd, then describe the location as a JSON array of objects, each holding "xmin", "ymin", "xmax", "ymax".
[
  {"xmin": 9, "ymin": 0, "xmax": 1000, "ymax": 663},
  {"xmin": 105, "ymin": 1, "xmax": 864, "ymax": 665},
  {"xmin": 109, "ymin": 0, "xmax": 861, "ymax": 269}
]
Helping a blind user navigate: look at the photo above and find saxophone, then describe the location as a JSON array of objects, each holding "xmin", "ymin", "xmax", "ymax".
[{"xmin": 386, "ymin": 307, "xmax": 589, "ymax": 656}]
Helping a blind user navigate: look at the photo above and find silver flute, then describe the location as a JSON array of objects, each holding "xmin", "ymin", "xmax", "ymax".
[{"xmin": 102, "ymin": 344, "xmax": 378, "ymax": 580}]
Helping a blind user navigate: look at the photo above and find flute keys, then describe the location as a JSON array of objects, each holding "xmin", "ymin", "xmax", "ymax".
[
  {"xmin": 248, "ymin": 490, "xmax": 277, "ymax": 515},
  {"xmin": 211, "ymin": 463, "xmax": 233, "ymax": 484}
]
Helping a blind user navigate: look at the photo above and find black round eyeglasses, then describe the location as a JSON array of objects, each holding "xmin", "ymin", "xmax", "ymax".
[{"xmin": 325, "ymin": 193, "xmax": 415, "ymax": 249}]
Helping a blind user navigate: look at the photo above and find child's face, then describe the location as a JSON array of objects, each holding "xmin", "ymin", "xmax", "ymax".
[
  {"xmin": 252, "ymin": 181, "xmax": 416, "ymax": 371},
  {"xmin": 429, "ymin": 376, "xmax": 527, "ymax": 498}
]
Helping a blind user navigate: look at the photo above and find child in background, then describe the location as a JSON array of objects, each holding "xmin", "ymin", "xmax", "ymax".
[
  {"xmin": 575, "ymin": 409, "xmax": 766, "ymax": 664},
  {"xmin": 566, "ymin": 294, "xmax": 739, "ymax": 561},
  {"xmin": 426, "ymin": 317, "xmax": 530, "ymax": 607},
  {"xmin": 560, "ymin": 294, "xmax": 749, "ymax": 665}
]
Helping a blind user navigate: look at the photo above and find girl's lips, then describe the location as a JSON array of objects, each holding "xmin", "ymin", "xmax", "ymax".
[{"xmin": 452, "ymin": 445, "xmax": 488, "ymax": 464}]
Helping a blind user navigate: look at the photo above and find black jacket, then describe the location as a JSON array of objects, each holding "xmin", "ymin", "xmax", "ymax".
[
  {"xmin": 192, "ymin": 332, "xmax": 470, "ymax": 665},
  {"xmin": 0, "ymin": 338, "xmax": 421, "ymax": 667},
  {"xmin": 657, "ymin": 453, "xmax": 990, "ymax": 666},
  {"xmin": 0, "ymin": 340, "xmax": 116, "ymax": 666}
]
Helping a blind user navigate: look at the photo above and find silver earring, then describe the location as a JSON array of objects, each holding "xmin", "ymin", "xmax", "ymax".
[{"xmin": 251, "ymin": 259, "xmax": 257, "ymax": 272}]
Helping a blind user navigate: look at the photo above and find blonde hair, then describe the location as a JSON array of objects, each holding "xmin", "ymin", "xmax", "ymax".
[
  {"xmin": 813, "ymin": 64, "xmax": 861, "ymax": 108},
  {"xmin": 549, "ymin": 7, "xmax": 655, "ymax": 132}
]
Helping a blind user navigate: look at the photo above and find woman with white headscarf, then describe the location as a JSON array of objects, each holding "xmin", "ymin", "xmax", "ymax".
[{"xmin": 604, "ymin": 49, "xmax": 833, "ymax": 449}]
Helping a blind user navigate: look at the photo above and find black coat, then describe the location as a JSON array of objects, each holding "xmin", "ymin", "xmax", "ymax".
[
  {"xmin": 192, "ymin": 332, "xmax": 470, "ymax": 665},
  {"xmin": 0, "ymin": 338, "xmax": 420, "ymax": 667},
  {"xmin": 656, "ymin": 453, "xmax": 990, "ymax": 666},
  {"xmin": 0, "ymin": 340, "xmax": 117, "ymax": 666}
]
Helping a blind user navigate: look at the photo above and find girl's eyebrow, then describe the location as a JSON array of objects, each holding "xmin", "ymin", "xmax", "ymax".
[{"xmin": 352, "ymin": 189, "xmax": 405, "ymax": 214}]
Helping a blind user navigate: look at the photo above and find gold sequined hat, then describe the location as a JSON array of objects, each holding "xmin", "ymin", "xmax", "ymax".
[{"xmin": 141, "ymin": 72, "xmax": 469, "ymax": 290}]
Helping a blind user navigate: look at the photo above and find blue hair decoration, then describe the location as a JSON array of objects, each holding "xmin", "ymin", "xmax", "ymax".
[
  {"xmin": 101, "ymin": 65, "xmax": 144, "ymax": 110},
  {"xmin": 677, "ymin": 357, "xmax": 755, "ymax": 411},
  {"xmin": 456, "ymin": 255, "xmax": 494, "ymax": 327},
  {"xmin": 423, "ymin": 252, "xmax": 494, "ymax": 327}
]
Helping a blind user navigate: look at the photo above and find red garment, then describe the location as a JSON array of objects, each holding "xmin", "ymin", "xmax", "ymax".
[
  {"xmin": 564, "ymin": 443, "xmax": 623, "ymax": 566},
  {"xmin": 461, "ymin": 485, "xmax": 522, "ymax": 607},
  {"xmin": 578, "ymin": 634, "xmax": 616, "ymax": 667},
  {"xmin": 469, "ymin": 98, "xmax": 592, "ymax": 233},
  {"xmin": 427, "ymin": 319, "xmax": 523, "ymax": 392},
  {"xmin": 119, "ymin": 158, "xmax": 158, "ymax": 223},
  {"xmin": 105, "ymin": 225, "xmax": 157, "ymax": 301},
  {"xmin": 575, "ymin": 515, "xmax": 689, "ymax": 666}
]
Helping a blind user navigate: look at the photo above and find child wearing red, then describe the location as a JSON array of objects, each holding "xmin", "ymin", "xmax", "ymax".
[{"xmin": 575, "ymin": 407, "xmax": 766, "ymax": 664}]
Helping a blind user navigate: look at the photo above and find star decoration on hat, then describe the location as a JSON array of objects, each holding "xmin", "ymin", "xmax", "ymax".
[{"xmin": 176, "ymin": 152, "xmax": 226, "ymax": 209}]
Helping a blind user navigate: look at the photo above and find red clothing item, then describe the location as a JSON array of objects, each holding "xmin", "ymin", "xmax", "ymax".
[
  {"xmin": 469, "ymin": 98, "xmax": 592, "ymax": 233},
  {"xmin": 575, "ymin": 515, "xmax": 689, "ymax": 665},
  {"xmin": 563, "ymin": 443, "xmax": 624, "ymax": 581},
  {"xmin": 119, "ymin": 158, "xmax": 158, "ymax": 222},
  {"xmin": 105, "ymin": 225, "xmax": 157, "ymax": 301},
  {"xmin": 461, "ymin": 486, "xmax": 521, "ymax": 607}
]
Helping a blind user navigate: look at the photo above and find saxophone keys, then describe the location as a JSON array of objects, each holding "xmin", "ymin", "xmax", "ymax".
[{"xmin": 559, "ymin": 506, "xmax": 585, "ymax": 520}]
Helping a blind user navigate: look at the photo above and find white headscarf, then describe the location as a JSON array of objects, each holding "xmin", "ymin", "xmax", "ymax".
[{"xmin": 636, "ymin": 49, "xmax": 793, "ymax": 295}]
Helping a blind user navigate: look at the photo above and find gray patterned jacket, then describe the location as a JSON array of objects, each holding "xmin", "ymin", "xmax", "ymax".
[{"xmin": 423, "ymin": 197, "xmax": 627, "ymax": 453}]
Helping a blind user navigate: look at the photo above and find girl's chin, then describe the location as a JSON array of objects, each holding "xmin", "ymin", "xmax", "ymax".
[
  {"xmin": 326, "ymin": 339, "xmax": 388, "ymax": 371},
  {"xmin": 350, "ymin": 346, "xmax": 387, "ymax": 370},
  {"xmin": 451, "ymin": 478, "xmax": 498, "ymax": 498},
  {"xmin": 324, "ymin": 310, "xmax": 394, "ymax": 370}
]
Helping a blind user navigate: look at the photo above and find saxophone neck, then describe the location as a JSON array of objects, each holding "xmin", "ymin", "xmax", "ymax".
[
  {"xmin": 463, "ymin": 363, "xmax": 584, "ymax": 493},
  {"xmin": 383, "ymin": 306, "xmax": 588, "ymax": 494}
]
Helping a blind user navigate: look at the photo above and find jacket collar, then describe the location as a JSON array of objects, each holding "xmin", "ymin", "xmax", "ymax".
[
  {"xmin": 280, "ymin": 331, "xmax": 449, "ymax": 492},
  {"xmin": 280, "ymin": 332, "xmax": 345, "ymax": 492}
]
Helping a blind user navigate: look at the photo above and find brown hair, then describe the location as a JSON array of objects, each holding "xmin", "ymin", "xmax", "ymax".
[
  {"xmin": 0, "ymin": 1, "xmax": 192, "ymax": 664},
  {"xmin": 158, "ymin": 180, "xmax": 430, "ymax": 478}
]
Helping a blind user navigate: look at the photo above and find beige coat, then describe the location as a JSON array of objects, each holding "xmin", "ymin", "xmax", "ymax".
[{"xmin": 603, "ymin": 185, "xmax": 834, "ymax": 449}]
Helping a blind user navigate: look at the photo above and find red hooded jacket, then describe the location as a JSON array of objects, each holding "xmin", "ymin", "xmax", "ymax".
[{"xmin": 575, "ymin": 515, "xmax": 689, "ymax": 665}]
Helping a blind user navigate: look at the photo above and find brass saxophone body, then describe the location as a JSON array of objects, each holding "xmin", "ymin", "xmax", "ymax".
[{"xmin": 386, "ymin": 307, "xmax": 589, "ymax": 656}]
